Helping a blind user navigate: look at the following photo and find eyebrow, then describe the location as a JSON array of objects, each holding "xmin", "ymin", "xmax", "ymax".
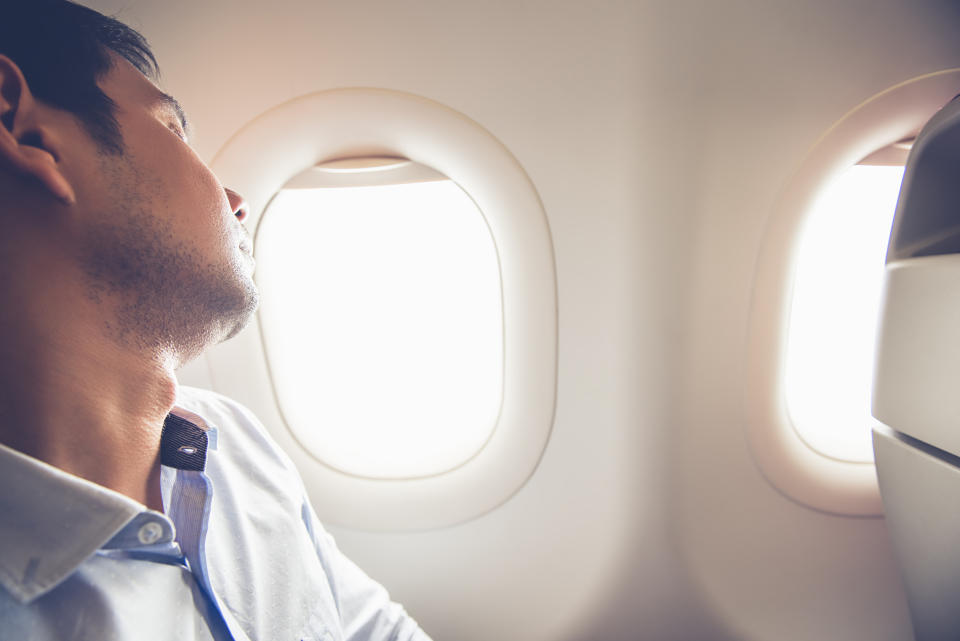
[{"xmin": 155, "ymin": 91, "xmax": 191, "ymax": 139}]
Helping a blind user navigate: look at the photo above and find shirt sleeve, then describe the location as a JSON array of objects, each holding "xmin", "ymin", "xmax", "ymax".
[{"xmin": 300, "ymin": 499, "xmax": 434, "ymax": 641}]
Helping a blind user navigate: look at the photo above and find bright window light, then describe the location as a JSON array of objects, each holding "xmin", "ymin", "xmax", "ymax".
[
  {"xmin": 256, "ymin": 175, "xmax": 503, "ymax": 479},
  {"xmin": 784, "ymin": 164, "xmax": 904, "ymax": 463}
]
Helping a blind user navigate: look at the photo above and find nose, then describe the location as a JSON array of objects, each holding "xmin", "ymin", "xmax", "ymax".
[{"xmin": 226, "ymin": 188, "xmax": 250, "ymax": 223}]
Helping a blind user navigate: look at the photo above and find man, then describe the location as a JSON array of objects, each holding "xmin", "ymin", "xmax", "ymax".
[{"xmin": 0, "ymin": 1, "xmax": 432, "ymax": 639}]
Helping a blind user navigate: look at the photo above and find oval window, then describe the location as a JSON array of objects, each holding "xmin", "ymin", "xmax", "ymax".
[{"xmin": 256, "ymin": 158, "xmax": 504, "ymax": 479}]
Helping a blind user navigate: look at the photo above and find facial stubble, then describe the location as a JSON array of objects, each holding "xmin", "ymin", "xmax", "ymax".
[{"xmin": 77, "ymin": 152, "xmax": 259, "ymax": 366}]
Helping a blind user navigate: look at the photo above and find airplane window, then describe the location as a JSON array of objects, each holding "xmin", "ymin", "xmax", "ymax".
[
  {"xmin": 745, "ymin": 71, "xmax": 960, "ymax": 516},
  {"xmin": 210, "ymin": 87, "xmax": 556, "ymax": 528},
  {"xmin": 784, "ymin": 150, "xmax": 906, "ymax": 463},
  {"xmin": 255, "ymin": 158, "xmax": 503, "ymax": 479}
]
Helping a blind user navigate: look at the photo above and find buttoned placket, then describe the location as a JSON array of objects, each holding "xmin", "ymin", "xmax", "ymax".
[
  {"xmin": 168, "ymin": 465, "xmax": 241, "ymax": 641},
  {"xmin": 98, "ymin": 412, "xmax": 248, "ymax": 641}
]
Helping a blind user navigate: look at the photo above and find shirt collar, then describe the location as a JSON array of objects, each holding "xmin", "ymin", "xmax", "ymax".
[
  {"xmin": 160, "ymin": 412, "xmax": 210, "ymax": 471},
  {"xmin": 0, "ymin": 406, "xmax": 210, "ymax": 604}
]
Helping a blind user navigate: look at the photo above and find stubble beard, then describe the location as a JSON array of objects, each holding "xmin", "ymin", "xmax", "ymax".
[{"xmin": 78, "ymin": 153, "xmax": 259, "ymax": 367}]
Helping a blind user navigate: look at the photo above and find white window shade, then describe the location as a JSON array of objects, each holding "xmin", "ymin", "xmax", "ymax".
[{"xmin": 256, "ymin": 172, "xmax": 503, "ymax": 479}]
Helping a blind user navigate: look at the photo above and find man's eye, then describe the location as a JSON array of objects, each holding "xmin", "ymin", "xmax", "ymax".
[{"xmin": 169, "ymin": 123, "xmax": 187, "ymax": 140}]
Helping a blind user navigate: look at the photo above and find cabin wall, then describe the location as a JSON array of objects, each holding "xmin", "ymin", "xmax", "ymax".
[
  {"xmin": 86, "ymin": 0, "xmax": 960, "ymax": 639},
  {"xmin": 677, "ymin": 3, "xmax": 960, "ymax": 640}
]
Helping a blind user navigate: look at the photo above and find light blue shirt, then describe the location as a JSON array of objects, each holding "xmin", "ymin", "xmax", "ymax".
[{"xmin": 0, "ymin": 386, "xmax": 432, "ymax": 641}]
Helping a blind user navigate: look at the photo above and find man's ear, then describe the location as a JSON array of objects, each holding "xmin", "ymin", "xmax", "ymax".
[{"xmin": 0, "ymin": 55, "xmax": 75, "ymax": 206}]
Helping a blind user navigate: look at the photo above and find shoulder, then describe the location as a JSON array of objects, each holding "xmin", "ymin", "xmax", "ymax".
[{"xmin": 174, "ymin": 384, "xmax": 263, "ymax": 429}]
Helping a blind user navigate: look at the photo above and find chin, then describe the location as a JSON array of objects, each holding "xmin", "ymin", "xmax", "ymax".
[{"xmin": 219, "ymin": 280, "xmax": 260, "ymax": 343}]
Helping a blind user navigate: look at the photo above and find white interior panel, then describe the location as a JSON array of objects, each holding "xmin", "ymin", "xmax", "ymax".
[
  {"xmin": 874, "ymin": 257, "xmax": 960, "ymax": 453},
  {"xmin": 874, "ymin": 426, "xmax": 960, "ymax": 640}
]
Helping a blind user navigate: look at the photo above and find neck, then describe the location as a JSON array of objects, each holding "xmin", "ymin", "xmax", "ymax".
[{"xmin": 0, "ymin": 261, "xmax": 180, "ymax": 512}]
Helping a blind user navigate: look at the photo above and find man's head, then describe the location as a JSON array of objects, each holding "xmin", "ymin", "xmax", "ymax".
[{"xmin": 0, "ymin": 0, "xmax": 258, "ymax": 369}]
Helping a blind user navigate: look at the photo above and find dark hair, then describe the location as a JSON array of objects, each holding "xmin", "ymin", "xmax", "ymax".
[{"xmin": 0, "ymin": 0, "xmax": 158, "ymax": 154}]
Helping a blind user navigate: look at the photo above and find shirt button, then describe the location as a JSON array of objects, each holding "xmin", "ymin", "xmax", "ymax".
[{"xmin": 138, "ymin": 521, "xmax": 164, "ymax": 545}]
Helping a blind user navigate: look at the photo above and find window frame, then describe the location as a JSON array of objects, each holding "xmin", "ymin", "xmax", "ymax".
[
  {"xmin": 206, "ymin": 89, "xmax": 557, "ymax": 530},
  {"xmin": 745, "ymin": 69, "xmax": 960, "ymax": 516}
]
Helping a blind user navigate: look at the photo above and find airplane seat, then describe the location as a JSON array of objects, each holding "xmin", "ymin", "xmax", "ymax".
[{"xmin": 873, "ymin": 93, "xmax": 960, "ymax": 641}]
